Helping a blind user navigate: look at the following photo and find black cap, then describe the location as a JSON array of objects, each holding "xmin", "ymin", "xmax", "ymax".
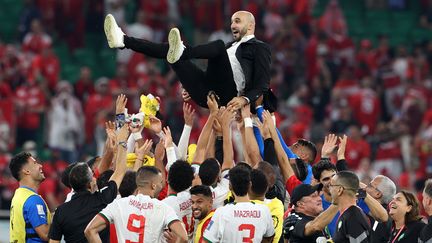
[{"xmin": 290, "ymin": 183, "xmax": 323, "ymax": 206}]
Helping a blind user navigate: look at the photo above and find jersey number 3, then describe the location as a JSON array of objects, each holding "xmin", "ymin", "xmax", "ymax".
[
  {"xmin": 126, "ymin": 214, "xmax": 146, "ymax": 243},
  {"xmin": 239, "ymin": 224, "xmax": 255, "ymax": 243}
]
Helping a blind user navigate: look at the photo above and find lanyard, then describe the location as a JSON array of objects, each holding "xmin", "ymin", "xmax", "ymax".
[{"xmin": 391, "ymin": 225, "xmax": 405, "ymax": 243}]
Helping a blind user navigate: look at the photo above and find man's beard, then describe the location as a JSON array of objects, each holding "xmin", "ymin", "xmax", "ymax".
[{"xmin": 234, "ymin": 26, "xmax": 248, "ymax": 41}]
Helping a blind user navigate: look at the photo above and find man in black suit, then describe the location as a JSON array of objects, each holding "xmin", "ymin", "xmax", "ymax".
[{"xmin": 104, "ymin": 11, "xmax": 276, "ymax": 111}]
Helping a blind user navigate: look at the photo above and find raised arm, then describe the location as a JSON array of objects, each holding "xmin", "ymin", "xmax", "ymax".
[
  {"xmin": 178, "ymin": 103, "xmax": 195, "ymax": 160},
  {"xmin": 241, "ymin": 104, "xmax": 262, "ymax": 167},
  {"xmin": 220, "ymin": 106, "xmax": 236, "ymax": 171},
  {"xmin": 163, "ymin": 126, "xmax": 177, "ymax": 171},
  {"xmin": 262, "ymin": 110, "xmax": 295, "ymax": 182},
  {"xmin": 193, "ymin": 95, "xmax": 219, "ymax": 163},
  {"xmin": 304, "ymin": 205, "xmax": 339, "ymax": 236},
  {"xmin": 133, "ymin": 139, "xmax": 153, "ymax": 171},
  {"xmin": 154, "ymin": 139, "xmax": 166, "ymax": 180},
  {"xmin": 336, "ymin": 135, "xmax": 349, "ymax": 171},
  {"xmin": 109, "ymin": 123, "xmax": 129, "ymax": 187}
]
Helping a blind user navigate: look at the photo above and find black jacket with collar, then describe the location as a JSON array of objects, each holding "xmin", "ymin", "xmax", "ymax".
[{"xmin": 226, "ymin": 37, "xmax": 277, "ymax": 112}]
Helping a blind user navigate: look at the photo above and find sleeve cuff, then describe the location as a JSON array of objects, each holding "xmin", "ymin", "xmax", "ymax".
[{"xmin": 242, "ymin": 96, "xmax": 250, "ymax": 104}]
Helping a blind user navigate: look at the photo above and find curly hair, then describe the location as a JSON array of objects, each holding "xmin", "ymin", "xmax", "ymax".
[{"xmin": 168, "ymin": 160, "xmax": 194, "ymax": 193}]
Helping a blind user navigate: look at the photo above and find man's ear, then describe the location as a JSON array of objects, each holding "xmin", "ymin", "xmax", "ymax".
[{"xmin": 376, "ymin": 190, "xmax": 383, "ymax": 200}]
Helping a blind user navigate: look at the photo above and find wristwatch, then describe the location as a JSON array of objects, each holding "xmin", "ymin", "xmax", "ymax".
[
  {"xmin": 357, "ymin": 188, "xmax": 367, "ymax": 200},
  {"xmin": 118, "ymin": 141, "xmax": 127, "ymax": 149}
]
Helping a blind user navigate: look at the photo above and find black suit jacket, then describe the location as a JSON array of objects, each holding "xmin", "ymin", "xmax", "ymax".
[{"xmin": 226, "ymin": 37, "xmax": 277, "ymax": 112}]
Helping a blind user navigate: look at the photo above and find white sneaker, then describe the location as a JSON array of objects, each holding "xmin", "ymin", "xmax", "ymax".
[
  {"xmin": 104, "ymin": 14, "xmax": 125, "ymax": 48},
  {"xmin": 167, "ymin": 28, "xmax": 185, "ymax": 64}
]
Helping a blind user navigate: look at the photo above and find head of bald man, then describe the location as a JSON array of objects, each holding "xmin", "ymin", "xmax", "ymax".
[
  {"xmin": 136, "ymin": 166, "xmax": 164, "ymax": 198},
  {"xmin": 231, "ymin": 11, "xmax": 255, "ymax": 41}
]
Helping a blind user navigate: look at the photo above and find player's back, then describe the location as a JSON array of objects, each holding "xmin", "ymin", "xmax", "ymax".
[
  {"xmin": 100, "ymin": 194, "xmax": 179, "ymax": 243},
  {"xmin": 162, "ymin": 190, "xmax": 194, "ymax": 237},
  {"xmin": 210, "ymin": 170, "xmax": 230, "ymax": 209},
  {"xmin": 204, "ymin": 202, "xmax": 275, "ymax": 243}
]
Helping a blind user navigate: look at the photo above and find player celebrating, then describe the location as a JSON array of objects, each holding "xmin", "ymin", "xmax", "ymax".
[
  {"xmin": 203, "ymin": 166, "xmax": 275, "ymax": 243},
  {"xmin": 189, "ymin": 185, "xmax": 215, "ymax": 243},
  {"xmin": 84, "ymin": 166, "xmax": 188, "ymax": 243},
  {"xmin": 162, "ymin": 160, "xmax": 195, "ymax": 240}
]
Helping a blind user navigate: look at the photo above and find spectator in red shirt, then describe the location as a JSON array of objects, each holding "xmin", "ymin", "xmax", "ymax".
[
  {"xmin": 14, "ymin": 79, "xmax": 46, "ymax": 147},
  {"xmin": 140, "ymin": 0, "xmax": 168, "ymax": 41},
  {"xmin": 345, "ymin": 124, "xmax": 371, "ymax": 171},
  {"xmin": 84, "ymin": 78, "xmax": 113, "ymax": 145},
  {"xmin": 348, "ymin": 76, "xmax": 381, "ymax": 135},
  {"xmin": 74, "ymin": 66, "xmax": 95, "ymax": 102},
  {"xmin": 29, "ymin": 47, "xmax": 60, "ymax": 92},
  {"xmin": 22, "ymin": 19, "xmax": 52, "ymax": 55}
]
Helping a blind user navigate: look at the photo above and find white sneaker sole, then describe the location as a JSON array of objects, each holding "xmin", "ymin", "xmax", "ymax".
[
  {"xmin": 167, "ymin": 28, "xmax": 183, "ymax": 64},
  {"xmin": 104, "ymin": 14, "xmax": 124, "ymax": 48}
]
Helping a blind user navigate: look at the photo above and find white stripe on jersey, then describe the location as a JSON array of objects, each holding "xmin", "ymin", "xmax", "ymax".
[
  {"xmin": 203, "ymin": 202, "xmax": 275, "ymax": 243},
  {"xmin": 100, "ymin": 194, "xmax": 179, "ymax": 243},
  {"xmin": 162, "ymin": 190, "xmax": 195, "ymax": 239}
]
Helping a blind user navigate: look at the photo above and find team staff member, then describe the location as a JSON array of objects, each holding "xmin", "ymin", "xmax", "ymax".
[
  {"xmin": 388, "ymin": 191, "xmax": 425, "ymax": 243},
  {"xmin": 48, "ymin": 95, "xmax": 130, "ymax": 243},
  {"xmin": 189, "ymin": 185, "xmax": 215, "ymax": 243},
  {"xmin": 284, "ymin": 184, "xmax": 338, "ymax": 243},
  {"xmin": 420, "ymin": 179, "xmax": 432, "ymax": 242},
  {"xmin": 364, "ymin": 175, "xmax": 396, "ymax": 243},
  {"xmin": 9, "ymin": 152, "xmax": 51, "ymax": 242},
  {"xmin": 329, "ymin": 171, "xmax": 371, "ymax": 243}
]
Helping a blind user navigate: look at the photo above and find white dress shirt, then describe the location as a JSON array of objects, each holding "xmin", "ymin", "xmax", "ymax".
[{"xmin": 226, "ymin": 34, "xmax": 255, "ymax": 96}]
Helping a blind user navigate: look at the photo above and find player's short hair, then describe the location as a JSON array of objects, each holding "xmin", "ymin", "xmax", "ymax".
[
  {"xmin": 229, "ymin": 166, "xmax": 251, "ymax": 197},
  {"xmin": 190, "ymin": 185, "xmax": 212, "ymax": 198},
  {"xmin": 9, "ymin": 152, "xmax": 32, "ymax": 181},
  {"xmin": 256, "ymin": 161, "xmax": 276, "ymax": 186},
  {"xmin": 69, "ymin": 162, "xmax": 93, "ymax": 191},
  {"xmin": 119, "ymin": 171, "xmax": 137, "ymax": 197},
  {"xmin": 199, "ymin": 158, "xmax": 220, "ymax": 186},
  {"xmin": 296, "ymin": 139, "xmax": 317, "ymax": 163},
  {"xmin": 234, "ymin": 161, "xmax": 252, "ymax": 172},
  {"xmin": 86, "ymin": 156, "xmax": 100, "ymax": 170},
  {"xmin": 425, "ymin": 179, "xmax": 432, "ymax": 198},
  {"xmin": 374, "ymin": 175, "xmax": 396, "ymax": 205},
  {"xmin": 97, "ymin": 169, "xmax": 113, "ymax": 189},
  {"xmin": 136, "ymin": 166, "xmax": 161, "ymax": 185},
  {"xmin": 61, "ymin": 162, "xmax": 78, "ymax": 188},
  {"xmin": 293, "ymin": 158, "xmax": 308, "ymax": 181},
  {"xmin": 335, "ymin": 171, "xmax": 359, "ymax": 196},
  {"xmin": 250, "ymin": 169, "xmax": 268, "ymax": 196},
  {"xmin": 168, "ymin": 160, "xmax": 194, "ymax": 193},
  {"xmin": 312, "ymin": 159, "xmax": 336, "ymax": 181}
]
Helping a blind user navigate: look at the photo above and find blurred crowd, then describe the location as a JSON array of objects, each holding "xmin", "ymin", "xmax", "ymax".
[{"xmin": 0, "ymin": 0, "xmax": 431, "ymax": 212}]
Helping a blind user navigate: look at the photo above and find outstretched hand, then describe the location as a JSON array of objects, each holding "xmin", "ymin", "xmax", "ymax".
[
  {"xmin": 337, "ymin": 135, "xmax": 347, "ymax": 160},
  {"xmin": 115, "ymin": 94, "xmax": 127, "ymax": 114},
  {"xmin": 321, "ymin": 134, "xmax": 338, "ymax": 158},
  {"xmin": 207, "ymin": 94, "xmax": 219, "ymax": 115},
  {"xmin": 227, "ymin": 97, "xmax": 248, "ymax": 110},
  {"xmin": 135, "ymin": 139, "xmax": 153, "ymax": 159},
  {"xmin": 181, "ymin": 88, "xmax": 191, "ymax": 102},
  {"xmin": 149, "ymin": 115, "xmax": 162, "ymax": 134},
  {"xmin": 220, "ymin": 106, "xmax": 236, "ymax": 127},
  {"xmin": 183, "ymin": 103, "xmax": 195, "ymax": 127},
  {"xmin": 162, "ymin": 127, "xmax": 173, "ymax": 148}
]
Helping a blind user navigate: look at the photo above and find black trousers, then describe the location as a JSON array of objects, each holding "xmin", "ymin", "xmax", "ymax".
[{"xmin": 124, "ymin": 36, "xmax": 237, "ymax": 107}]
